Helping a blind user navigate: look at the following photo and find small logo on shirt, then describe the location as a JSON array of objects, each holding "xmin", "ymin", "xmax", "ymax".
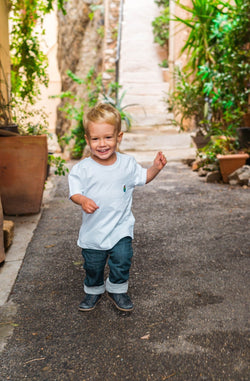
[{"xmin": 123, "ymin": 185, "xmax": 126, "ymax": 192}]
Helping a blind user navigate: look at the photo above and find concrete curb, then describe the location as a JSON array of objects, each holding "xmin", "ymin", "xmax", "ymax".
[{"xmin": 0, "ymin": 174, "xmax": 58, "ymax": 307}]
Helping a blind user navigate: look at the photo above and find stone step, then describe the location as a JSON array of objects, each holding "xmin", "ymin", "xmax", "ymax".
[
  {"xmin": 120, "ymin": 71, "xmax": 163, "ymax": 83},
  {"xmin": 119, "ymin": 126, "xmax": 196, "ymax": 162},
  {"xmin": 122, "ymin": 99, "xmax": 168, "ymax": 125},
  {"xmin": 120, "ymin": 0, "xmax": 168, "ymax": 127},
  {"xmin": 124, "ymin": 94, "xmax": 167, "ymax": 103},
  {"xmin": 120, "ymin": 130, "xmax": 193, "ymax": 152},
  {"xmin": 121, "ymin": 82, "xmax": 168, "ymax": 95}
]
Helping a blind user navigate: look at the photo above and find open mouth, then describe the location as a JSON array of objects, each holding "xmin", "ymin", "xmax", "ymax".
[{"xmin": 97, "ymin": 148, "xmax": 110, "ymax": 154}]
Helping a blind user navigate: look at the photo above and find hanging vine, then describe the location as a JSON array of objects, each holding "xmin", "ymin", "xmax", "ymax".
[{"xmin": 10, "ymin": 0, "xmax": 66, "ymax": 103}]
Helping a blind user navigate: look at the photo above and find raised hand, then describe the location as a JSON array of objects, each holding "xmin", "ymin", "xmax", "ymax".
[{"xmin": 153, "ymin": 151, "xmax": 167, "ymax": 170}]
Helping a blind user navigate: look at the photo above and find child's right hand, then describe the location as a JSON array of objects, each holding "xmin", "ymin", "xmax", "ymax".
[
  {"xmin": 81, "ymin": 196, "xmax": 99, "ymax": 214},
  {"xmin": 70, "ymin": 194, "xmax": 99, "ymax": 213}
]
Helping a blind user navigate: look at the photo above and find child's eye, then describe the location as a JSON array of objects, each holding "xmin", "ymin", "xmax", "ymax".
[
  {"xmin": 106, "ymin": 136, "xmax": 113, "ymax": 139},
  {"xmin": 91, "ymin": 138, "xmax": 98, "ymax": 141}
]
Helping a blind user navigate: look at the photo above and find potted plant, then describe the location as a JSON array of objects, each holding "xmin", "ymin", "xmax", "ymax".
[
  {"xmin": 167, "ymin": 68, "xmax": 211, "ymax": 147},
  {"xmin": 0, "ymin": 123, "xmax": 49, "ymax": 215},
  {"xmin": 159, "ymin": 59, "xmax": 170, "ymax": 82},
  {"xmin": 216, "ymin": 136, "xmax": 249, "ymax": 183},
  {"xmin": 152, "ymin": 4, "xmax": 170, "ymax": 54},
  {"xmin": 0, "ymin": 98, "xmax": 68, "ymax": 215},
  {"xmin": 152, "ymin": 2, "xmax": 170, "ymax": 83},
  {"xmin": 199, "ymin": 135, "xmax": 249, "ymax": 183},
  {"xmin": 0, "ymin": 0, "xmax": 69, "ymax": 215}
]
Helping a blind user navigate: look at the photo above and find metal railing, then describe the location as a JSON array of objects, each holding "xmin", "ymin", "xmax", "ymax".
[{"xmin": 115, "ymin": 0, "xmax": 124, "ymax": 101}]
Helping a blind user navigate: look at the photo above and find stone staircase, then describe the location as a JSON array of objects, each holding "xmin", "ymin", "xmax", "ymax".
[
  {"xmin": 118, "ymin": 0, "xmax": 195, "ymax": 162},
  {"xmin": 119, "ymin": 0, "xmax": 169, "ymax": 126},
  {"xmin": 119, "ymin": 125, "xmax": 196, "ymax": 163}
]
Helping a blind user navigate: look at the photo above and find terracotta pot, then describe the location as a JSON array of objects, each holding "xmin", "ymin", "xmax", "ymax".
[
  {"xmin": 0, "ymin": 135, "xmax": 48, "ymax": 215},
  {"xmin": 162, "ymin": 68, "xmax": 170, "ymax": 82},
  {"xmin": 217, "ymin": 153, "xmax": 249, "ymax": 183}
]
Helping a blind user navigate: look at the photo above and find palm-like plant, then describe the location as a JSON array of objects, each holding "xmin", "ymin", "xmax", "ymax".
[
  {"xmin": 174, "ymin": 0, "xmax": 225, "ymax": 72},
  {"xmin": 100, "ymin": 82, "xmax": 140, "ymax": 131}
]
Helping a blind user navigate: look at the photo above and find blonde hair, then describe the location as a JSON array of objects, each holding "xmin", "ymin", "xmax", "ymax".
[{"xmin": 84, "ymin": 103, "xmax": 121, "ymax": 137}]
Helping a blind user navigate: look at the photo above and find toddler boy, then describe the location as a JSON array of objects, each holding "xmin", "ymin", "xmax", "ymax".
[{"xmin": 68, "ymin": 103, "xmax": 167, "ymax": 312}]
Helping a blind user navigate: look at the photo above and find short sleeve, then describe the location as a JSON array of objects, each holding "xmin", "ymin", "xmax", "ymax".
[
  {"xmin": 68, "ymin": 163, "xmax": 85, "ymax": 198},
  {"xmin": 131, "ymin": 158, "xmax": 147, "ymax": 187}
]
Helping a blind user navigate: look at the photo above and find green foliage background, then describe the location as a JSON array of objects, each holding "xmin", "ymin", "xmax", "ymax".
[
  {"xmin": 170, "ymin": 0, "xmax": 250, "ymax": 140},
  {"xmin": 10, "ymin": 0, "xmax": 66, "ymax": 103}
]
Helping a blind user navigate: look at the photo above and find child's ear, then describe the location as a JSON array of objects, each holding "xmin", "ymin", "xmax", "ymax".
[
  {"xmin": 85, "ymin": 135, "xmax": 89, "ymax": 146},
  {"xmin": 117, "ymin": 132, "xmax": 123, "ymax": 143}
]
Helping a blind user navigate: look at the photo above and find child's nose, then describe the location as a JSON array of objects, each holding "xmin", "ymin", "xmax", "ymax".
[{"xmin": 99, "ymin": 138, "xmax": 105, "ymax": 145}]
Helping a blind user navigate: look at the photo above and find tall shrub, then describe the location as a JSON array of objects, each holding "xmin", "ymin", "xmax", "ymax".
[{"xmin": 172, "ymin": 0, "xmax": 250, "ymax": 136}]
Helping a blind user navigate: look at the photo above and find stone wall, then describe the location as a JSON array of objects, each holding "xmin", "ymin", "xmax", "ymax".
[
  {"xmin": 102, "ymin": 0, "xmax": 120, "ymax": 84},
  {"xmin": 56, "ymin": 0, "xmax": 105, "ymax": 137}
]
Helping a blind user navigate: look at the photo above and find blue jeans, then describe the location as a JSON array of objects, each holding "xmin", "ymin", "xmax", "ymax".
[{"xmin": 81, "ymin": 236, "xmax": 133, "ymax": 294}]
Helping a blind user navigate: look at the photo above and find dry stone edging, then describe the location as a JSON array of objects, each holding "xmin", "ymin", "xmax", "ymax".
[{"xmin": 228, "ymin": 165, "xmax": 250, "ymax": 186}]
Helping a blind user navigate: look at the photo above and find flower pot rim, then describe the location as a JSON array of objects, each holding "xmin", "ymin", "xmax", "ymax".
[{"xmin": 217, "ymin": 153, "xmax": 249, "ymax": 160}]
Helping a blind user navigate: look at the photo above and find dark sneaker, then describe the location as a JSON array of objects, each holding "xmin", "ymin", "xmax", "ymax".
[
  {"xmin": 107, "ymin": 292, "xmax": 134, "ymax": 312},
  {"xmin": 78, "ymin": 294, "xmax": 102, "ymax": 311}
]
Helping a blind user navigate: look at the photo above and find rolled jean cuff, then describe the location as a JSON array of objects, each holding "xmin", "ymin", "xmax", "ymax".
[
  {"xmin": 105, "ymin": 277, "xmax": 128, "ymax": 293},
  {"xmin": 84, "ymin": 283, "xmax": 106, "ymax": 295}
]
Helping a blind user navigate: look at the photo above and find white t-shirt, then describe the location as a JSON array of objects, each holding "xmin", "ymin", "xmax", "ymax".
[{"xmin": 68, "ymin": 152, "xmax": 147, "ymax": 250}]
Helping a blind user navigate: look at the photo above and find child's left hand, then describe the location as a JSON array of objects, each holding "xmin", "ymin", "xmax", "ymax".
[{"xmin": 153, "ymin": 151, "xmax": 167, "ymax": 170}]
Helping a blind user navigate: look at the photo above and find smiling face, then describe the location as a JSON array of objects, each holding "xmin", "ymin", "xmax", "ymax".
[{"xmin": 85, "ymin": 122, "xmax": 123, "ymax": 166}]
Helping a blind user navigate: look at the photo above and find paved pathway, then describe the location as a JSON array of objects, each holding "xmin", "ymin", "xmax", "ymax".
[{"xmin": 1, "ymin": 162, "xmax": 249, "ymax": 380}]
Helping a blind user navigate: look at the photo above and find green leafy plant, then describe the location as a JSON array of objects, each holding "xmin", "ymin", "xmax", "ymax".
[
  {"xmin": 198, "ymin": 135, "xmax": 241, "ymax": 166},
  {"xmin": 152, "ymin": 6, "xmax": 170, "ymax": 52},
  {"xmin": 11, "ymin": 98, "xmax": 68, "ymax": 175},
  {"xmin": 12, "ymin": 99, "xmax": 50, "ymax": 136},
  {"xmin": 154, "ymin": 0, "xmax": 169, "ymax": 7},
  {"xmin": 100, "ymin": 82, "xmax": 140, "ymax": 131},
  {"xmin": 159, "ymin": 59, "xmax": 169, "ymax": 68},
  {"xmin": 54, "ymin": 68, "xmax": 138, "ymax": 158},
  {"xmin": 174, "ymin": 0, "xmax": 223, "ymax": 72},
  {"xmin": 88, "ymin": 4, "xmax": 104, "ymax": 21},
  {"xmin": 10, "ymin": 0, "xmax": 66, "ymax": 103},
  {"xmin": 168, "ymin": 68, "xmax": 206, "ymax": 132},
  {"xmin": 47, "ymin": 154, "xmax": 68, "ymax": 176},
  {"xmin": 0, "ymin": 60, "xmax": 13, "ymax": 126},
  {"xmin": 169, "ymin": 0, "xmax": 250, "ymax": 153},
  {"xmin": 196, "ymin": 1, "xmax": 250, "ymax": 134},
  {"xmin": 54, "ymin": 68, "xmax": 102, "ymax": 159}
]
